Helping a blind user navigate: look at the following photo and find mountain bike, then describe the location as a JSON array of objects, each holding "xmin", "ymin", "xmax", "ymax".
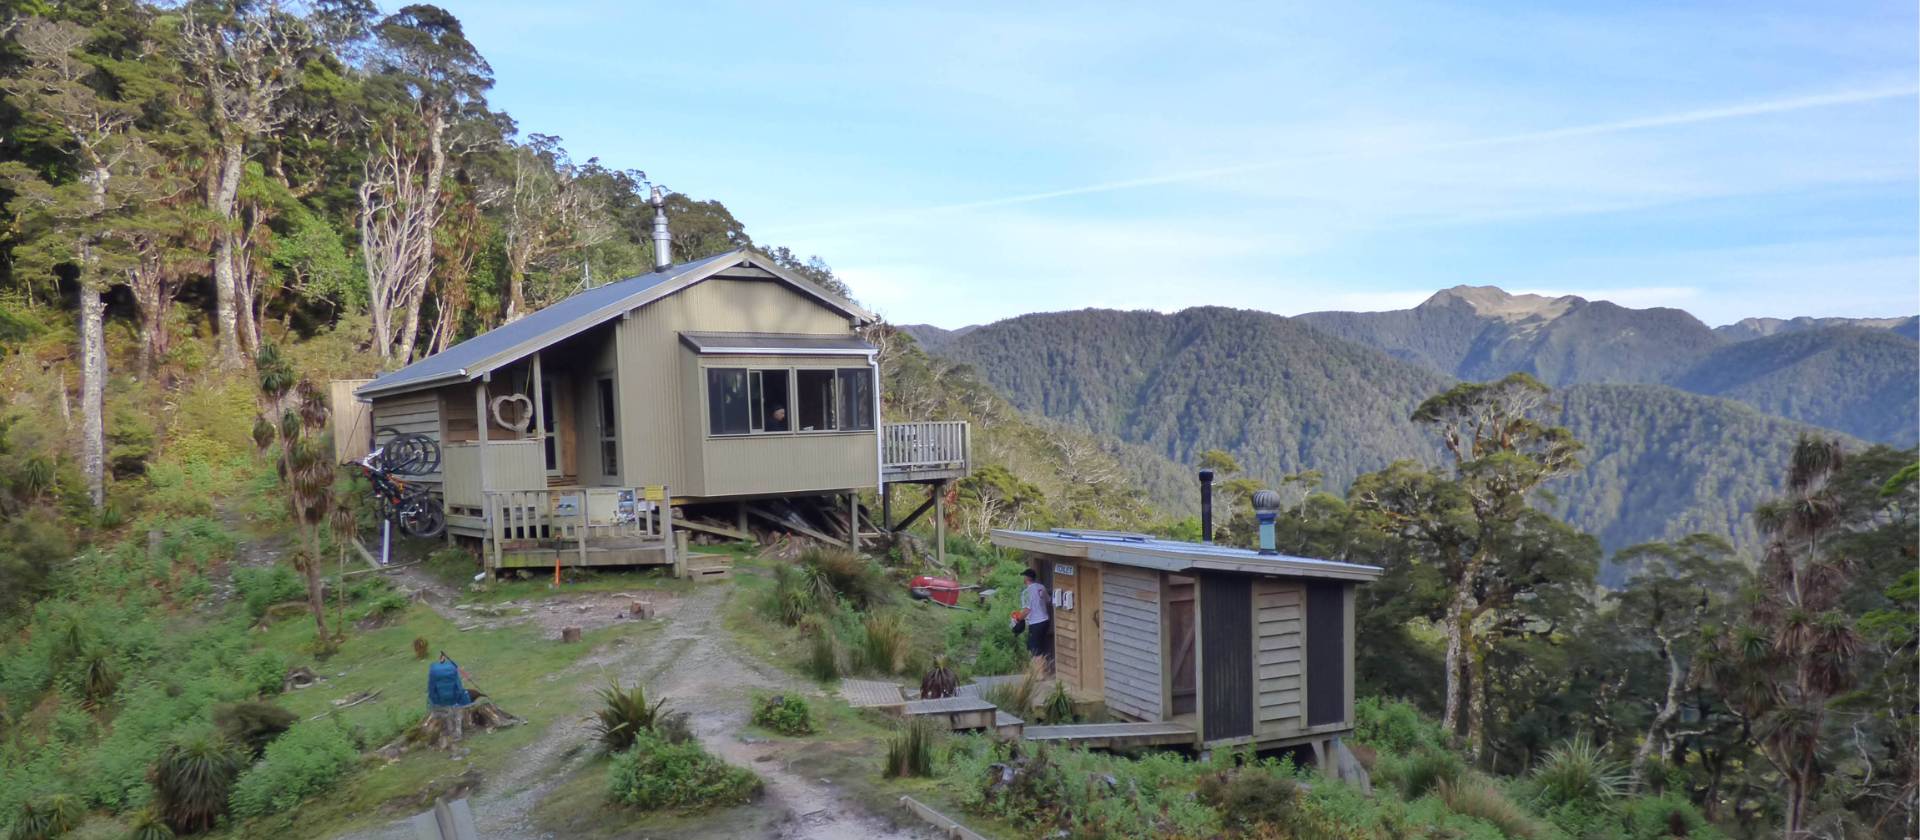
[{"xmin": 350, "ymin": 446, "xmax": 446, "ymax": 538}]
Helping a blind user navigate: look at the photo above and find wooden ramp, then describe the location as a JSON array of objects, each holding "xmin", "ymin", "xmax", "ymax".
[
  {"xmin": 840, "ymin": 679, "xmax": 907, "ymax": 712},
  {"xmin": 1021, "ymin": 721, "xmax": 1197, "ymax": 750},
  {"xmin": 900, "ymin": 696, "xmax": 996, "ymax": 731}
]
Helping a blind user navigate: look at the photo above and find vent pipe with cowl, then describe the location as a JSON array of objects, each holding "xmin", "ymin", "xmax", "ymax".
[
  {"xmin": 1197, "ymin": 469, "xmax": 1215, "ymax": 544},
  {"xmin": 650, "ymin": 185, "xmax": 672, "ymax": 271},
  {"xmin": 1253, "ymin": 489, "xmax": 1281, "ymax": 555}
]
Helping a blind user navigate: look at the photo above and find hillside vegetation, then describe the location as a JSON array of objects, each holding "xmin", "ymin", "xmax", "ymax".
[
  {"xmin": 924, "ymin": 307, "xmax": 1861, "ymax": 551},
  {"xmin": 1294, "ymin": 286, "xmax": 1918, "ymax": 445}
]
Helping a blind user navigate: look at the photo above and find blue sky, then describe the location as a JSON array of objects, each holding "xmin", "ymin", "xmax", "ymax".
[{"xmin": 444, "ymin": 1, "xmax": 1918, "ymax": 328}]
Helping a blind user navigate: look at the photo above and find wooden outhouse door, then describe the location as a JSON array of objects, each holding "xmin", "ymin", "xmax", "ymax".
[
  {"xmin": 1052, "ymin": 561, "xmax": 1081, "ymax": 685},
  {"xmin": 1100, "ymin": 565, "xmax": 1163, "ymax": 721},
  {"xmin": 1199, "ymin": 574, "xmax": 1254, "ymax": 742}
]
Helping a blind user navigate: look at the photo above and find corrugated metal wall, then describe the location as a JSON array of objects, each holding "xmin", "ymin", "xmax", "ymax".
[
  {"xmin": 1199, "ymin": 574, "xmax": 1253, "ymax": 741},
  {"xmin": 617, "ymin": 276, "xmax": 857, "ymax": 495},
  {"xmin": 1101, "ymin": 565, "xmax": 1164, "ymax": 722},
  {"xmin": 1305, "ymin": 581, "xmax": 1347, "ymax": 727},
  {"xmin": 1253, "ymin": 579, "xmax": 1304, "ymax": 733},
  {"xmin": 693, "ymin": 353, "xmax": 878, "ymax": 497}
]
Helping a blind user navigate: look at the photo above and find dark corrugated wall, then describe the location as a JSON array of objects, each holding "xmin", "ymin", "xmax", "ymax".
[
  {"xmin": 1305, "ymin": 581, "xmax": 1346, "ymax": 726},
  {"xmin": 1199, "ymin": 574, "xmax": 1253, "ymax": 741}
]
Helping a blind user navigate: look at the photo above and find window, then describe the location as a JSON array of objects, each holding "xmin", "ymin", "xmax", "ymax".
[
  {"xmin": 707, "ymin": 368, "xmax": 750, "ymax": 435},
  {"xmin": 796, "ymin": 369, "xmax": 836, "ymax": 431},
  {"xmin": 705, "ymin": 365, "xmax": 874, "ymax": 436},
  {"xmin": 837, "ymin": 368, "xmax": 874, "ymax": 431},
  {"xmin": 596, "ymin": 377, "xmax": 618, "ymax": 476},
  {"xmin": 751, "ymin": 369, "xmax": 790, "ymax": 432}
]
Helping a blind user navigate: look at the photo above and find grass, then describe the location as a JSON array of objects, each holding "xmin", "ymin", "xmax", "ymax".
[{"xmin": 215, "ymin": 603, "xmax": 656, "ymax": 838}]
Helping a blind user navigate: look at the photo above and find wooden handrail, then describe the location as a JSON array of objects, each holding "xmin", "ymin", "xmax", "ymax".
[{"xmin": 882, "ymin": 420, "xmax": 970, "ymax": 470}]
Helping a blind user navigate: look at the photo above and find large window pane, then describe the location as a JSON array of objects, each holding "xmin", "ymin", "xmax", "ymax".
[
  {"xmin": 837, "ymin": 368, "xmax": 874, "ymax": 431},
  {"xmin": 796, "ymin": 369, "xmax": 836, "ymax": 431},
  {"xmin": 760, "ymin": 369, "xmax": 791, "ymax": 432},
  {"xmin": 707, "ymin": 368, "xmax": 749, "ymax": 435}
]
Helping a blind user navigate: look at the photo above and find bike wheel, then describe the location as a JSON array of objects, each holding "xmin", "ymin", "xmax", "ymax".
[
  {"xmin": 383, "ymin": 433, "xmax": 441, "ymax": 476},
  {"xmin": 400, "ymin": 496, "xmax": 446, "ymax": 538}
]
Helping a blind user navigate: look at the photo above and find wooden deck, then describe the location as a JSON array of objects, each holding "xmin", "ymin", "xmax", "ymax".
[
  {"xmin": 840, "ymin": 679, "xmax": 908, "ymax": 711},
  {"xmin": 1021, "ymin": 721, "xmax": 1198, "ymax": 749},
  {"xmin": 900, "ymin": 696, "xmax": 997, "ymax": 731}
]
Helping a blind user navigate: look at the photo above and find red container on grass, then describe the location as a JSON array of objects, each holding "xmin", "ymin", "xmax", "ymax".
[{"xmin": 909, "ymin": 575, "xmax": 962, "ymax": 606}]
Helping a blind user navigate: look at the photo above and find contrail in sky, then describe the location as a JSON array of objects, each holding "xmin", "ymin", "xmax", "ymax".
[{"xmin": 765, "ymin": 84, "xmax": 1915, "ymax": 235}]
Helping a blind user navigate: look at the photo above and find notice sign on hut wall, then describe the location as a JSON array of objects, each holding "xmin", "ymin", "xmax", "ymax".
[{"xmin": 1054, "ymin": 563, "xmax": 1075, "ymax": 577}]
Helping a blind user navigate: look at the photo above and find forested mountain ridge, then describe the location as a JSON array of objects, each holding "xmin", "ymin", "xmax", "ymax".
[
  {"xmin": 1290, "ymin": 286, "xmax": 1919, "ymax": 444},
  {"xmin": 924, "ymin": 305, "xmax": 1869, "ymax": 552},
  {"xmin": 1715, "ymin": 314, "xmax": 1919, "ymax": 341}
]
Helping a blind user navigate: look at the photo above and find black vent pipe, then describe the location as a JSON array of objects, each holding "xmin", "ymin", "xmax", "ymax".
[{"xmin": 1198, "ymin": 469, "xmax": 1215, "ymax": 544}]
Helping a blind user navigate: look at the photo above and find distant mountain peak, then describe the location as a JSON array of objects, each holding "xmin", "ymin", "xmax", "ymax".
[{"xmin": 1422, "ymin": 285, "xmax": 1582, "ymax": 322}]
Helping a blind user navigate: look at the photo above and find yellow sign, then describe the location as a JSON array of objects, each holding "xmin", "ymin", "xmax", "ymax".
[{"xmin": 642, "ymin": 485, "xmax": 666, "ymax": 502}]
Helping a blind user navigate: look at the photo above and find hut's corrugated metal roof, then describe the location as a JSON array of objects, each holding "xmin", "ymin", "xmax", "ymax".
[
  {"xmin": 679, "ymin": 332, "xmax": 877, "ymax": 355},
  {"xmin": 990, "ymin": 529, "xmax": 1383, "ymax": 582},
  {"xmin": 355, "ymin": 249, "xmax": 872, "ymax": 399}
]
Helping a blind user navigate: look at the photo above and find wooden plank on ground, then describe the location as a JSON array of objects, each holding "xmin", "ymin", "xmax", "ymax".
[
  {"xmin": 748, "ymin": 504, "xmax": 840, "ymax": 545},
  {"xmin": 840, "ymin": 679, "xmax": 907, "ymax": 711},
  {"xmin": 674, "ymin": 516, "xmax": 753, "ymax": 542}
]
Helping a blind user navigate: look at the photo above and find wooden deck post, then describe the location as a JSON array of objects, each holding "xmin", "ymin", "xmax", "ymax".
[
  {"xmin": 881, "ymin": 483, "xmax": 892, "ymax": 531},
  {"xmin": 531, "ymin": 353, "xmax": 546, "ymax": 445},
  {"xmin": 934, "ymin": 480, "xmax": 947, "ymax": 568},
  {"xmin": 847, "ymin": 491, "xmax": 858, "ymax": 549},
  {"xmin": 475, "ymin": 379, "xmax": 492, "ymax": 562}
]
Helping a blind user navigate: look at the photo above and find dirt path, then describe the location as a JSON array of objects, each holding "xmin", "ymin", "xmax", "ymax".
[{"xmin": 338, "ymin": 583, "xmax": 930, "ymax": 840}]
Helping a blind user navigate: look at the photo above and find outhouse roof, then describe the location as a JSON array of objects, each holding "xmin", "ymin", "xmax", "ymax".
[
  {"xmin": 355, "ymin": 249, "xmax": 874, "ymax": 400},
  {"xmin": 679, "ymin": 332, "xmax": 877, "ymax": 356},
  {"xmin": 990, "ymin": 529, "xmax": 1384, "ymax": 582}
]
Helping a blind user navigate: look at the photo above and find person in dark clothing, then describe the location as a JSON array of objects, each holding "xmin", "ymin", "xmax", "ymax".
[{"xmin": 766, "ymin": 404, "xmax": 789, "ymax": 431}]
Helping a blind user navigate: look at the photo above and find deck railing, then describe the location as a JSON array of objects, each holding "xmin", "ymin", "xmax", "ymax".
[
  {"xmin": 483, "ymin": 487, "xmax": 670, "ymax": 546},
  {"xmin": 882, "ymin": 420, "xmax": 970, "ymax": 471}
]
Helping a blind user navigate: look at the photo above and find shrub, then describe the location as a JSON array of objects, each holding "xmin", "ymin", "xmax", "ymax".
[
  {"xmin": 606, "ymin": 733, "xmax": 760, "ymax": 811},
  {"xmin": 238, "ymin": 650, "xmax": 287, "ymax": 698},
  {"xmin": 1355, "ymin": 696, "xmax": 1448, "ymax": 754},
  {"xmin": 883, "ymin": 718, "xmax": 938, "ymax": 778},
  {"xmin": 232, "ymin": 566, "xmax": 306, "ymax": 620},
  {"xmin": 980, "ymin": 660, "xmax": 1045, "ymax": 713},
  {"xmin": 128, "ymin": 809, "xmax": 176, "ymax": 840},
  {"xmin": 1530, "ymin": 735, "xmax": 1628, "ymax": 808},
  {"xmin": 150, "ymin": 732, "xmax": 243, "ymax": 834},
  {"xmin": 1037, "ymin": 680, "xmax": 1077, "ymax": 724},
  {"xmin": 1439, "ymin": 778, "xmax": 1545, "ymax": 839},
  {"xmin": 1196, "ymin": 769, "xmax": 1300, "ymax": 832},
  {"xmin": 751, "ymin": 694, "xmax": 814, "ymax": 736},
  {"xmin": 7, "ymin": 794, "xmax": 83, "ymax": 840},
  {"xmin": 767, "ymin": 563, "xmax": 827, "ymax": 626},
  {"xmin": 803, "ymin": 619, "xmax": 841, "ymax": 681},
  {"xmin": 213, "ymin": 702, "xmax": 297, "ymax": 758},
  {"xmin": 1396, "ymin": 748, "xmax": 1465, "ymax": 800},
  {"xmin": 797, "ymin": 547, "xmax": 890, "ymax": 611},
  {"xmin": 1622, "ymin": 793, "xmax": 1720, "ymax": 839},
  {"xmin": 860, "ymin": 613, "xmax": 908, "ymax": 675},
  {"xmin": 920, "ymin": 654, "xmax": 958, "ymax": 699},
  {"xmin": 226, "ymin": 721, "xmax": 359, "ymax": 818},
  {"xmin": 592, "ymin": 680, "xmax": 667, "ymax": 754}
]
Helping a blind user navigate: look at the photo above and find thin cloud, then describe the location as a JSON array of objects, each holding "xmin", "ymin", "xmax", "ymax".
[{"xmin": 763, "ymin": 84, "xmax": 1916, "ymax": 236}]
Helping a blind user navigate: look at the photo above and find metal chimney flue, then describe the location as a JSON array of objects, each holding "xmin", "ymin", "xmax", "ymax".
[
  {"xmin": 1252, "ymin": 489, "xmax": 1281, "ymax": 555},
  {"xmin": 1197, "ymin": 469, "xmax": 1215, "ymax": 544},
  {"xmin": 649, "ymin": 185, "xmax": 672, "ymax": 271}
]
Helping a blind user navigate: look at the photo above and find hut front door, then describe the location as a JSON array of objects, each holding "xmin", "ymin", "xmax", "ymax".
[{"xmin": 1199, "ymin": 574, "xmax": 1254, "ymax": 742}]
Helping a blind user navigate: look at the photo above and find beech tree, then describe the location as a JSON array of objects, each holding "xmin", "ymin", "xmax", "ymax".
[
  {"xmin": 178, "ymin": 0, "xmax": 309, "ymax": 366},
  {"xmin": 1353, "ymin": 373, "xmax": 1583, "ymax": 758},
  {"xmin": 1, "ymin": 17, "xmax": 169, "ymax": 508}
]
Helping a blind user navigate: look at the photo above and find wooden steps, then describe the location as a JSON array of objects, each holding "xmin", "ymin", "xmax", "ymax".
[
  {"xmin": 1021, "ymin": 721, "xmax": 1197, "ymax": 749},
  {"xmin": 840, "ymin": 679, "xmax": 907, "ymax": 712},
  {"xmin": 681, "ymin": 552, "xmax": 733, "ymax": 581},
  {"xmin": 900, "ymin": 696, "xmax": 997, "ymax": 731},
  {"xmin": 994, "ymin": 710, "xmax": 1025, "ymax": 739}
]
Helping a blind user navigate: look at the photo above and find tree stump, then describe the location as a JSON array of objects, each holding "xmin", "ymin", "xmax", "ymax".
[
  {"xmin": 378, "ymin": 697, "xmax": 524, "ymax": 758},
  {"xmin": 629, "ymin": 601, "xmax": 654, "ymax": 620},
  {"xmin": 560, "ymin": 626, "xmax": 582, "ymax": 643}
]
